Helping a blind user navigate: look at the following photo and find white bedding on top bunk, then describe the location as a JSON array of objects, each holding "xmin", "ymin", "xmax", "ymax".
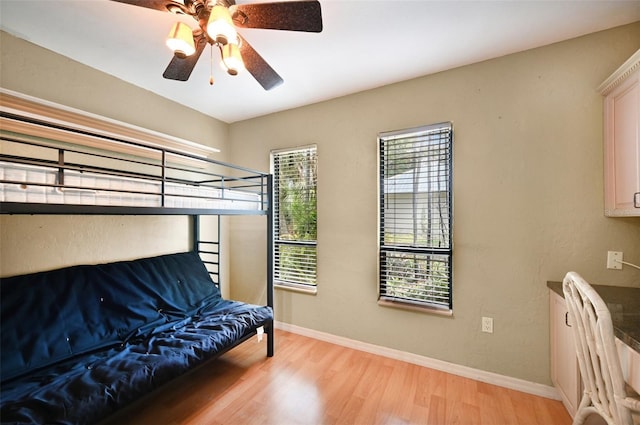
[{"xmin": 0, "ymin": 162, "xmax": 261, "ymax": 210}]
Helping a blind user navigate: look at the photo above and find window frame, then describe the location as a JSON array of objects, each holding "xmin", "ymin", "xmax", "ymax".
[
  {"xmin": 270, "ymin": 145, "xmax": 318, "ymax": 294},
  {"xmin": 378, "ymin": 122, "xmax": 453, "ymax": 313}
]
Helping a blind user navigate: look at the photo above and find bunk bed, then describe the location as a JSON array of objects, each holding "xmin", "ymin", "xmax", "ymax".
[{"xmin": 0, "ymin": 89, "xmax": 274, "ymax": 425}]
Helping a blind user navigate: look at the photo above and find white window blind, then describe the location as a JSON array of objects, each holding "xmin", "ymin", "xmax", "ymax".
[
  {"xmin": 379, "ymin": 123, "xmax": 453, "ymax": 310},
  {"xmin": 271, "ymin": 146, "xmax": 317, "ymax": 287}
]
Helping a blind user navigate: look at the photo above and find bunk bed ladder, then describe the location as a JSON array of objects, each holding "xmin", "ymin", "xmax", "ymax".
[{"xmin": 192, "ymin": 215, "xmax": 221, "ymax": 287}]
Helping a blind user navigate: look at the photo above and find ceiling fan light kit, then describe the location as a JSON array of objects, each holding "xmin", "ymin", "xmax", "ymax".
[{"xmin": 112, "ymin": 0, "xmax": 323, "ymax": 90}]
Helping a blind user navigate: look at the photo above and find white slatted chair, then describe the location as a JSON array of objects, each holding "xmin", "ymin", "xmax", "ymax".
[{"xmin": 562, "ymin": 272, "xmax": 640, "ymax": 425}]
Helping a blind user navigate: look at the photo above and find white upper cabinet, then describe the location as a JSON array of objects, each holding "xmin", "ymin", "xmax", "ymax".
[{"xmin": 599, "ymin": 50, "xmax": 640, "ymax": 217}]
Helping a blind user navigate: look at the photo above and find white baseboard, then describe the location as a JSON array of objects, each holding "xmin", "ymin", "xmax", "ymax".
[{"xmin": 275, "ymin": 321, "xmax": 560, "ymax": 401}]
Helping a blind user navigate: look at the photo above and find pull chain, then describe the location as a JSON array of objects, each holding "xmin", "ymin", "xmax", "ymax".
[{"xmin": 209, "ymin": 44, "xmax": 214, "ymax": 86}]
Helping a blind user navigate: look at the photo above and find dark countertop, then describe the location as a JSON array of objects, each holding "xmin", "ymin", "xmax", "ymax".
[{"xmin": 548, "ymin": 281, "xmax": 640, "ymax": 353}]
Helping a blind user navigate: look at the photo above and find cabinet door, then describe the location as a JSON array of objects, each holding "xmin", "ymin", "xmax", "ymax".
[
  {"xmin": 550, "ymin": 291, "xmax": 581, "ymax": 416},
  {"xmin": 604, "ymin": 68, "xmax": 640, "ymax": 216}
]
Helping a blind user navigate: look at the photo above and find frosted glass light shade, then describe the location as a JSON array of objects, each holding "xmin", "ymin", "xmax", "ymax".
[
  {"xmin": 207, "ymin": 5, "xmax": 237, "ymax": 45},
  {"xmin": 222, "ymin": 42, "xmax": 244, "ymax": 75},
  {"xmin": 166, "ymin": 22, "xmax": 195, "ymax": 58}
]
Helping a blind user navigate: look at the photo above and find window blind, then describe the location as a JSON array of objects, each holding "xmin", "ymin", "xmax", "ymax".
[
  {"xmin": 271, "ymin": 146, "xmax": 317, "ymax": 287},
  {"xmin": 379, "ymin": 123, "xmax": 453, "ymax": 310}
]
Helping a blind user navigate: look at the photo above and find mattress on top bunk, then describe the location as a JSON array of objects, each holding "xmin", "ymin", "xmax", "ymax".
[{"xmin": 0, "ymin": 162, "xmax": 261, "ymax": 209}]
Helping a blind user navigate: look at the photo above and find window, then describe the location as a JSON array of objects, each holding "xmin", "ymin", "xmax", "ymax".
[
  {"xmin": 271, "ymin": 146, "xmax": 318, "ymax": 290},
  {"xmin": 379, "ymin": 123, "xmax": 453, "ymax": 311}
]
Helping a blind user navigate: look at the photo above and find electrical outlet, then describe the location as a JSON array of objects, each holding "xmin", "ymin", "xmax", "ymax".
[
  {"xmin": 607, "ymin": 251, "xmax": 623, "ymax": 270},
  {"xmin": 482, "ymin": 317, "xmax": 493, "ymax": 333}
]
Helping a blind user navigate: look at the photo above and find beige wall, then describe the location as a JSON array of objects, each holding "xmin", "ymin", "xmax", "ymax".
[
  {"xmin": 228, "ymin": 23, "xmax": 640, "ymax": 386},
  {"xmin": 0, "ymin": 32, "xmax": 231, "ymax": 295}
]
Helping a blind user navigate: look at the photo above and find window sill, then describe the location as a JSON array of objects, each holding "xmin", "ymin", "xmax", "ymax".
[
  {"xmin": 377, "ymin": 298, "xmax": 453, "ymax": 317},
  {"xmin": 275, "ymin": 282, "xmax": 318, "ymax": 295}
]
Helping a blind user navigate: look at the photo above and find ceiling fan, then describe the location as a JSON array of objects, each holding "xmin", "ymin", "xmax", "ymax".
[{"xmin": 111, "ymin": 0, "xmax": 323, "ymax": 90}]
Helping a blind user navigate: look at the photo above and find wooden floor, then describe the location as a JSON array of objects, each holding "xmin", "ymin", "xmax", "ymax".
[{"xmin": 102, "ymin": 330, "xmax": 571, "ymax": 425}]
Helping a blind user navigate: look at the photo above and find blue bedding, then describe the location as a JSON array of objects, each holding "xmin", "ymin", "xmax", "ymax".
[{"xmin": 0, "ymin": 252, "xmax": 273, "ymax": 425}]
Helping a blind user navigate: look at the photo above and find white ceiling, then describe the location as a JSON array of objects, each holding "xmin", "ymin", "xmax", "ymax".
[{"xmin": 1, "ymin": 0, "xmax": 639, "ymax": 123}]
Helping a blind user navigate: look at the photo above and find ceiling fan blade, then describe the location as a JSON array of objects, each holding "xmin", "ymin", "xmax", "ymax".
[
  {"xmin": 239, "ymin": 36, "xmax": 284, "ymax": 90},
  {"xmin": 233, "ymin": 1, "xmax": 322, "ymax": 32},
  {"xmin": 110, "ymin": 0, "xmax": 190, "ymax": 14},
  {"xmin": 163, "ymin": 33, "xmax": 208, "ymax": 81}
]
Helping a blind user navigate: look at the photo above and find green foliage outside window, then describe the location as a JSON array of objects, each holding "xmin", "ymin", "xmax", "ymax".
[{"xmin": 273, "ymin": 147, "xmax": 317, "ymax": 286}]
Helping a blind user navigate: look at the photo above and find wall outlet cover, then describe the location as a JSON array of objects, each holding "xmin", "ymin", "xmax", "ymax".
[
  {"xmin": 607, "ymin": 251, "xmax": 623, "ymax": 270},
  {"xmin": 482, "ymin": 317, "xmax": 493, "ymax": 333}
]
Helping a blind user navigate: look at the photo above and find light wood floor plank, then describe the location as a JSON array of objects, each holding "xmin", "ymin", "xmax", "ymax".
[{"xmin": 101, "ymin": 330, "xmax": 571, "ymax": 425}]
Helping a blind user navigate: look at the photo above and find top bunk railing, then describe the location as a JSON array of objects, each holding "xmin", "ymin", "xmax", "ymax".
[{"xmin": 0, "ymin": 106, "xmax": 270, "ymax": 216}]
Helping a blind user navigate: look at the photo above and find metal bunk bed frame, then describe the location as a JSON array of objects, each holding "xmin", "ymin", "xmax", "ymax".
[{"xmin": 0, "ymin": 109, "xmax": 275, "ymax": 357}]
